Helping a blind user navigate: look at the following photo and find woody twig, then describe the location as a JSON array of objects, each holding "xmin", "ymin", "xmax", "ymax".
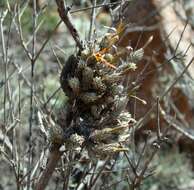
[{"xmin": 55, "ymin": 0, "xmax": 83, "ymax": 51}]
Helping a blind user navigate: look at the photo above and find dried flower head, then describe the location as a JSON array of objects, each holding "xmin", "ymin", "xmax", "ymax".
[
  {"xmin": 57, "ymin": 23, "xmax": 150, "ymax": 160},
  {"xmin": 87, "ymin": 143, "xmax": 128, "ymax": 160}
]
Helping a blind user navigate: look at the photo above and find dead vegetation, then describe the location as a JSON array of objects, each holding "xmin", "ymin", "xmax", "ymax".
[{"xmin": 0, "ymin": 0, "xmax": 194, "ymax": 190}]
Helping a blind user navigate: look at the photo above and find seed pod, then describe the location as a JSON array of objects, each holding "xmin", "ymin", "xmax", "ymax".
[
  {"xmin": 111, "ymin": 84, "xmax": 124, "ymax": 95},
  {"xmin": 82, "ymin": 66, "xmax": 94, "ymax": 90},
  {"xmin": 119, "ymin": 133, "xmax": 130, "ymax": 143},
  {"xmin": 80, "ymin": 92, "xmax": 102, "ymax": 104},
  {"xmin": 118, "ymin": 111, "xmax": 134, "ymax": 125},
  {"xmin": 49, "ymin": 124, "xmax": 64, "ymax": 144},
  {"xmin": 92, "ymin": 77, "xmax": 106, "ymax": 92},
  {"xmin": 91, "ymin": 105, "xmax": 99, "ymax": 119},
  {"xmin": 77, "ymin": 60, "xmax": 86, "ymax": 70},
  {"xmin": 127, "ymin": 62, "xmax": 137, "ymax": 70},
  {"xmin": 86, "ymin": 54, "xmax": 98, "ymax": 66},
  {"xmin": 88, "ymin": 143, "xmax": 128, "ymax": 159},
  {"xmin": 89, "ymin": 126, "xmax": 128, "ymax": 143},
  {"xmin": 129, "ymin": 48, "xmax": 144, "ymax": 63},
  {"xmin": 104, "ymin": 96, "xmax": 114, "ymax": 104},
  {"xmin": 112, "ymin": 95, "xmax": 128, "ymax": 117},
  {"xmin": 113, "ymin": 46, "xmax": 133, "ymax": 60},
  {"xmin": 99, "ymin": 33, "xmax": 119, "ymax": 49},
  {"xmin": 81, "ymin": 48, "xmax": 91, "ymax": 60},
  {"xmin": 68, "ymin": 77, "xmax": 80, "ymax": 95},
  {"xmin": 66, "ymin": 134, "xmax": 84, "ymax": 150},
  {"xmin": 128, "ymin": 36, "xmax": 152, "ymax": 63},
  {"xmin": 60, "ymin": 55, "xmax": 78, "ymax": 95},
  {"xmin": 120, "ymin": 62, "xmax": 137, "ymax": 75},
  {"xmin": 102, "ymin": 73, "xmax": 122, "ymax": 84},
  {"xmin": 91, "ymin": 104, "xmax": 105, "ymax": 119},
  {"xmin": 104, "ymin": 53, "xmax": 114, "ymax": 63}
]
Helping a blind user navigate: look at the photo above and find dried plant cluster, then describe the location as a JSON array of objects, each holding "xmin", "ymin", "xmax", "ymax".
[{"xmin": 49, "ymin": 27, "xmax": 147, "ymax": 160}]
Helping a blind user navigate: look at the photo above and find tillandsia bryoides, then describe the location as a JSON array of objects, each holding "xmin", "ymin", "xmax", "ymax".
[{"xmin": 49, "ymin": 23, "xmax": 152, "ymax": 160}]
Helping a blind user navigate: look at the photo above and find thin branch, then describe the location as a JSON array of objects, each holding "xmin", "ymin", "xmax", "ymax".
[
  {"xmin": 33, "ymin": 1, "xmax": 126, "ymax": 62},
  {"xmin": 123, "ymin": 151, "xmax": 138, "ymax": 177},
  {"xmin": 43, "ymin": 87, "xmax": 61, "ymax": 108},
  {"xmin": 16, "ymin": 3, "xmax": 32, "ymax": 61},
  {"xmin": 34, "ymin": 20, "xmax": 62, "ymax": 62},
  {"xmin": 88, "ymin": 158, "xmax": 110, "ymax": 190},
  {"xmin": 35, "ymin": 145, "xmax": 63, "ymax": 190},
  {"xmin": 27, "ymin": 0, "xmax": 37, "ymax": 189},
  {"xmin": 55, "ymin": 0, "xmax": 83, "ymax": 51},
  {"xmin": 160, "ymin": 108, "xmax": 194, "ymax": 141},
  {"xmin": 88, "ymin": 0, "xmax": 97, "ymax": 41},
  {"xmin": 70, "ymin": 1, "xmax": 126, "ymax": 14},
  {"xmin": 174, "ymin": 19, "xmax": 188, "ymax": 55},
  {"xmin": 0, "ymin": 9, "xmax": 8, "ymax": 126},
  {"xmin": 156, "ymin": 97, "xmax": 161, "ymax": 139},
  {"xmin": 135, "ymin": 56, "xmax": 194, "ymax": 130}
]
